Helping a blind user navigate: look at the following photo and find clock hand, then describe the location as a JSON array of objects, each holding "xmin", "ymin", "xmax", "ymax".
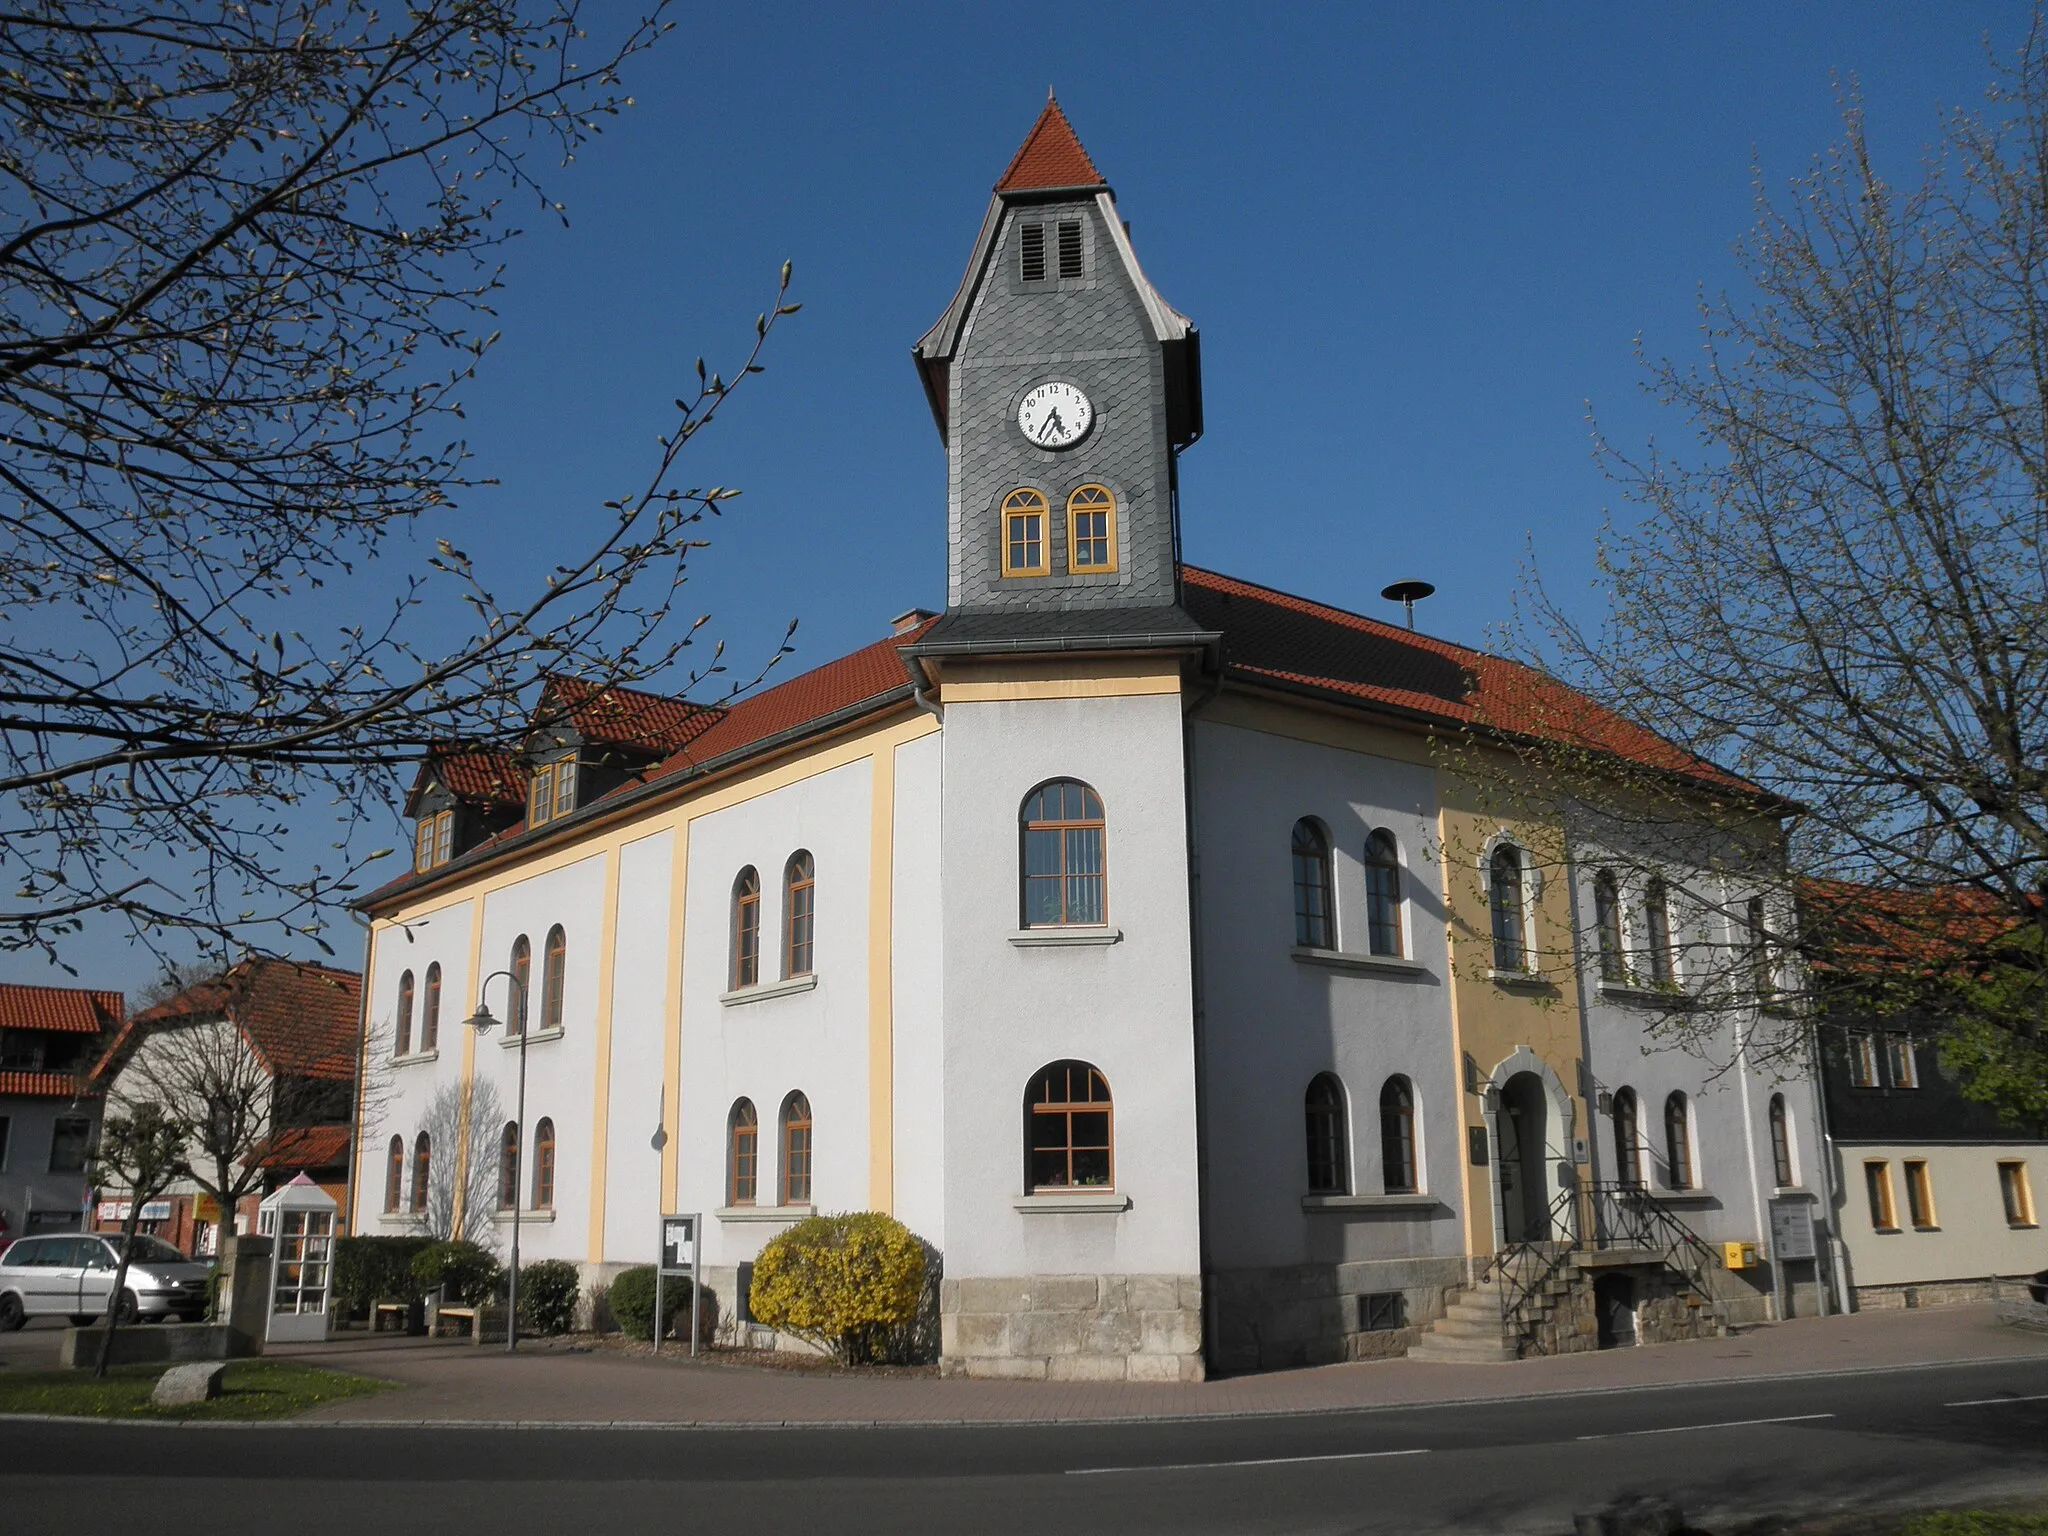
[{"xmin": 1039, "ymin": 407, "xmax": 1065, "ymax": 442}]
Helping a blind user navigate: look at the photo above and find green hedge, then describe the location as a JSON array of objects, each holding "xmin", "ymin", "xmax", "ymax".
[
  {"xmin": 410, "ymin": 1240, "xmax": 501, "ymax": 1304},
  {"xmin": 519, "ymin": 1260, "xmax": 581, "ymax": 1336},
  {"xmin": 606, "ymin": 1265, "xmax": 716, "ymax": 1342},
  {"xmin": 333, "ymin": 1236, "xmax": 434, "ymax": 1318}
]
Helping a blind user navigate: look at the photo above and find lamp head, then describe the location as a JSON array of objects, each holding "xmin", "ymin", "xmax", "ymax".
[{"xmin": 465, "ymin": 1001, "xmax": 496, "ymax": 1036}]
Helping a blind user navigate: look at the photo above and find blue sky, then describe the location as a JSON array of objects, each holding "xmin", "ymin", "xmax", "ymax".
[{"xmin": 10, "ymin": 3, "xmax": 2034, "ymax": 995}]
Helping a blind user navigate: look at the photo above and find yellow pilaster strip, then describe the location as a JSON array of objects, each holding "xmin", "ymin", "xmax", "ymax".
[
  {"xmin": 1437, "ymin": 803, "xmax": 1487, "ymax": 1263},
  {"xmin": 585, "ymin": 843, "xmax": 624, "ymax": 1261},
  {"xmin": 867, "ymin": 747, "xmax": 897, "ymax": 1212},
  {"xmin": 659, "ymin": 816, "xmax": 692, "ymax": 1213},
  {"xmin": 451, "ymin": 891, "xmax": 488, "ymax": 1238}
]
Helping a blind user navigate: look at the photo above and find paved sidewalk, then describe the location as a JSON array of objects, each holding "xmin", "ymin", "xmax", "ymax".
[{"xmin": 274, "ymin": 1303, "xmax": 2048, "ymax": 1426}]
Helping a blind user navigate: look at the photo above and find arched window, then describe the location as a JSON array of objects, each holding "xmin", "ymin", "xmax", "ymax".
[
  {"xmin": 541, "ymin": 926, "xmax": 566, "ymax": 1032},
  {"xmin": 1380, "ymin": 1076, "xmax": 1418, "ymax": 1194},
  {"xmin": 1066, "ymin": 484, "xmax": 1118, "ymax": 572},
  {"xmin": 1489, "ymin": 843, "xmax": 1526, "ymax": 971},
  {"xmin": 784, "ymin": 852, "xmax": 815, "ymax": 977},
  {"xmin": 1612, "ymin": 1088, "xmax": 1643, "ymax": 1186},
  {"xmin": 1594, "ymin": 872, "xmax": 1626, "ymax": 983},
  {"xmin": 498, "ymin": 1121, "xmax": 521, "ymax": 1210},
  {"xmin": 1644, "ymin": 878, "xmax": 1675, "ymax": 986},
  {"xmin": 411, "ymin": 1132, "xmax": 431, "ymax": 1214},
  {"xmin": 1021, "ymin": 780, "xmax": 1106, "ymax": 927},
  {"xmin": 727, "ymin": 1099, "xmax": 758, "ymax": 1207},
  {"xmin": 1769, "ymin": 1094, "xmax": 1795, "ymax": 1188},
  {"xmin": 1663, "ymin": 1092, "xmax": 1694, "ymax": 1191},
  {"xmin": 384, "ymin": 1135, "xmax": 404, "ymax": 1213},
  {"xmin": 1365, "ymin": 829, "xmax": 1404, "ymax": 958},
  {"xmin": 508, "ymin": 934, "xmax": 531, "ymax": 1037},
  {"xmin": 731, "ymin": 867, "xmax": 761, "ymax": 989},
  {"xmin": 1291, "ymin": 819, "xmax": 1333, "ymax": 949},
  {"xmin": 1304, "ymin": 1074, "xmax": 1349, "ymax": 1194},
  {"xmin": 1025, "ymin": 1061, "xmax": 1113, "ymax": 1191},
  {"xmin": 1745, "ymin": 896, "xmax": 1777, "ymax": 998},
  {"xmin": 1001, "ymin": 488, "xmax": 1050, "ymax": 577},
  {"xmin": 532, "ymin": 1118, "xmax": 556, "ymax": 1210},
  {"xmin": 780, "ymin": 1092, "xmax": 813, "ymax": 1206},
  {"xmin": 395, "ymin": 971, "xmax": 415, "ymax": 1057},
  {"xmin": 421, "ymin": 962, "xmax": 442, "ymax": 1052}
]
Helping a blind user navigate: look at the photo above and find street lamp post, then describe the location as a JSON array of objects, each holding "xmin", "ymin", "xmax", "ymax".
[{"xmin": 464, "ymin": 970, "xmax": 526, "ymax": 1354}]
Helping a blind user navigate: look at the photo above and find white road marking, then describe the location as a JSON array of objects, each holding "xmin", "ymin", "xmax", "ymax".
[
  {"xmin": 1576, "ymin": 1412, "xmax": 1835, "ymax": 1441},
  {"xmin": 1067, "ymin": 1448, "xmax": 1432, "ymax": 1476},
  {"xmin": 1946, "ymin": 1392, "xmax": 2048, "ymax": 1407}
]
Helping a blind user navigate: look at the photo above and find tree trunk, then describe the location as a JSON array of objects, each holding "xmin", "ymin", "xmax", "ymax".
[{"xmin": 93, "ymin": 1207, "xmax": 144, "ymax": 1379}]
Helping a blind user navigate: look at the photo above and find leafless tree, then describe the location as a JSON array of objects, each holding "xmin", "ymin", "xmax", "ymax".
[
  {"xmin": 85, "ymin": 1100, "xmax": 186, "ymax": 1376},
  {"xmin": 414, "ymin": 1076, "xmax": 503, "ymax": 1248},
  {"xmin": 1511, "ymin": 19, "xmax": 2048, "ymax": 1110},
  {"xmin": 0, "ymin": 2, "xmax": 798, "ymax": 969}
]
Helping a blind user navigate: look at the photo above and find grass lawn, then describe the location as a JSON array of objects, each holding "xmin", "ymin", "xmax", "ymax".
[{"xmin": 0, "ymin": 1358, "xmax": 397, "ymax": 1420}]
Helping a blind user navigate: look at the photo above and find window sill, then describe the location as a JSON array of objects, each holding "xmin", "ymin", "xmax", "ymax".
[
  {"xmin": 392, "ymin": 1049, "xmax": 440, "ymax": 1066},
  {"xmin": 1772, "ymin": 1187, "xmax": 1818, "ymax": 1200},
  {"xmin": 490, "ymin": 1208, "xmax": 555, "ymax": 1224},
  {"xmin": 715, "ymin": 1204, "xmax": 812, "ymax": 1223},
  {"xmin": 1013, "ymin": 1191, "xmax": 1129, "ymax": 1213},
  {"xmin": 1009, "ymin": 927, "xmax": 1123, "ymax": 948},
  {"xmin": 1291, "ymin": 947, "xmax": 1432, "ymax": 978},
  {"xmin": 378, "ymin": 1213, "xmax": 423, "ymax": 1227},
  {"xmin": 1488, "ymin": 968, "xmax": 1553, "ymax": 991},
  {"xmin": 2008, "ymin": 1222, "xmax": 2039, "ymax": 1231},
  {"xmin": 1597, "ymin": 980, "xmax": 1694, "ymax": 1007},
  {"xmin": 1652, "ymin": 1188, "xmax": 1719, "ymax": 1204},
  {"xmin": 1873, "ymin": 1225, "xmax": 1902, "ymax": 1235},
  {"xmin": 720, "ymin": 974, "xmax": 819, "ymax": 1007},
  {"xmin": 1300, "ymin": 1193, "xmax": 1443, "ymax": 1213},
  {"xmin": 1912, "ymin": 1224, "xmax": 1941, "ymax": 1233},
  {"xmin": 501, "ymin": 1027, "xmax": 564, "ymax": 1048}
]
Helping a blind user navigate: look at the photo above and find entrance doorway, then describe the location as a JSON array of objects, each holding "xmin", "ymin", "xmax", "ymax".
[
  {"xmin": 1594, "ymin": 1272, "xmax": 1638, "ymax": 1348},
  {"xmin": 1497, "ymin": 1072, "xmax": 1551, "ymax": 1243}
]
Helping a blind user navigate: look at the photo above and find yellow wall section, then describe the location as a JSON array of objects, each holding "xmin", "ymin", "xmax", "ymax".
[
  {"xmin": 868, "ymin": 745, "xmax": 898, "ymax": 1211},
  {"xmin": 938, "ymin": 654, "xmax": 1182, "ymax": 703}
]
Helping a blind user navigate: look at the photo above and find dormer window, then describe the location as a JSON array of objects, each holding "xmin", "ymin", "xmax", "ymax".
[
  {"xmin": 414, "ymin": 808, "xmax": 453, "ymax": 873},
  {"xmin": 553, "ymin": 758, "xmax": 577, "ymax": 819},
  {"xmin": 527, "ymin": 756, "xmax": 579, "ymax": 828}
]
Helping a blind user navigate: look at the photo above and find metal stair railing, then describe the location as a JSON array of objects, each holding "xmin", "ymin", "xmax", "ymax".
[
  {"xmin": 1493, "ymin": 1183, "xmax": 1583, "ymax": 1357},
  {"xmin": 1588, "ymin": 1180, "xmax": 1727, "ymax": 1332}
]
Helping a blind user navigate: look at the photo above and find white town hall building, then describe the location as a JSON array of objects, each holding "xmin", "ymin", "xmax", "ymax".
[{"xmin": 350, "ymin": 100, "xmax": 1831, "ymax": 1378}]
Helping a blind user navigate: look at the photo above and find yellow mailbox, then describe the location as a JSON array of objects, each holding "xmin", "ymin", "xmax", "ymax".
[{"xmin": 1722, "ymin": 1241, "xmax": 1759, "ymax": 1269}]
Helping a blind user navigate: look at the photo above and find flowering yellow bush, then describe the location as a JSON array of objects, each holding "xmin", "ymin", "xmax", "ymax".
[{"xmin": 747, "ymin": 1211, "xmax": 929, "ymax": 1364}]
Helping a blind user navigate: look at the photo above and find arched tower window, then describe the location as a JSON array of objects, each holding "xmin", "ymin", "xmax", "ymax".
[
  {"xmin": 1612, "ymin": 1087, "xmax": 1643, "ymax": 1186},
  {"xmin": 1066, "ymin": 484, "xmax": 1118, "ymax": 572},
  {"xmin": 421, "ymin": 962, "xmax": 442, "ymax": 1052},
  {"xmin": 1380, "ymin": 1076, "xmax": 1417, "ymax": 1194},
  {"xmin": 532, "ymin": 1117, "xmax": 556, "ymax": 1210},
  {"xmin": 1594, "ymin": 872, "xmax": 1626, "ymax": 983},
  {"xmin": 1025, "ymin": 1061, "xmax": 1113, "ymax": 1191},
  {"xmin": 784, "ymin": 852, "xmax": 815, "ymax": 977},
  {"xmin": 1291, "ymin": 819, "xmax": 1333, "ymax": 949},
  {"xmin": 1001, "ymin": 488, "xmax": 1050, "ymax": 577},
  {"xmin": 384, "ymin": 1135, "xmax": 404, "ymax": 1213},
  {"xmin": 731, "ymin": 867, "xmax": 761, "ymax": 989},
  {"xmin": 1304, "ymin": 1074, "xmax": 1348, "ymax": 1194},
  {"xmin": 727, "ymin": 1099, "xmax": 758, "ymax": 1207},
  {"xmin": 1489, "ymin": 844, "xmax": 1527, "ymax": 971},
  {"xmin": 1769, "ymin": 1094, "xmax": 1795, "ymax": 1188},
  {"xmin": 508, "ymin": 934, "xmax": 531, "ymax": 1037},
  {"xmin": 780, "ymin": 1092, "xmax": 813, "ymax": 1206},
  {"xmin": 395, "ymin": 971, "xmax": 414, "ymax": 1057},
  {"xmin": 542, "ymin": 925, "xmax": 567, "ymax": 1031},
  {"xmin": 1364, "ymin": 829, "xmax": 1404, "ymax": 958},
  {"xmin": 1663, "ymin": 1091, "xmax": 1694, "ymax": 1191},
  {"xmin": 411, "ymin": 1132, "xmax": 431, "ymax": 1214},
  {"xmin": 498, "ymin": 1121, "xmax": 521, "ymax": 1210},
  {"xmin": 1021, "ymin": 780, "xmax": 1105, "ymax": 927}
]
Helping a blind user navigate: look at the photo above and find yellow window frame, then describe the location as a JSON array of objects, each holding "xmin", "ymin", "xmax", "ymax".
[
  {"xmin": 1001, "ymin": 488, "xmax": 1050, "ymax": 577},
  {"xmin": 1066, "ymin": 484, "xmax": 1118, "ymax": 573}
]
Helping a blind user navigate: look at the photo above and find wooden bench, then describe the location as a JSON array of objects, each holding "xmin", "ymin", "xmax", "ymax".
[
  {"xmin": 432, "ymin": 1304, "xmax": 478, "ymax": 1339},
  {"xmin": 430, "ymin": 1303, "xmax": 504, "ymax": 1344},
  {"xmin": 371, "ymin": 1301, "xmax": 409, "ymax": 1333}
]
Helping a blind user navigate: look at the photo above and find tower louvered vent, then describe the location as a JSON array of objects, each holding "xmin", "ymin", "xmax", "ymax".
[
  {"xmin": 1020, "ymin": 223, "xmax": 1047, "ymax": 283},
  {"xmin": 1057, "ymin": 220, "xmax": 1083, "ymax": 278}
]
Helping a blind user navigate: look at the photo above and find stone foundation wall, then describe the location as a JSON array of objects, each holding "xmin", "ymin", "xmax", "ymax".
[
  {"xmin": 941, "ymin": 1274, "xmax": 1204, "ymax": 1381},
  {"xmin": 1207, "ymin": 1257, "xmax": 1469, "ymax": 1373},
  {"xmin": 1854, "ymin": 1276, "xmax": 2014, "ymax": 1311}
]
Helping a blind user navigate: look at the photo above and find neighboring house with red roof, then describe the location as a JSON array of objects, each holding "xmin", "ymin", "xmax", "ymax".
[
  {"xmin": 351, "ymin": 99, "xmax": 1827, "ymax": 1375},
  {"xmin": 0, "ymin": 983, "xmax": 119, "ymax": 1249},
  {"xmin": 92, "ymin": 960, "xmax": 361, "ymax": 1256}
]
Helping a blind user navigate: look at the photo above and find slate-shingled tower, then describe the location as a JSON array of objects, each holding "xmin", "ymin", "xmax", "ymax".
[{"xmin": 913, "ymin": 95, "xmax": 1203, "ymax": 623}]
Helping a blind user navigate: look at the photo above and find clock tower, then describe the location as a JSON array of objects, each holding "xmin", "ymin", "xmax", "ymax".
[{"xmin": 913, "ymin": 96, "xmax": 1202, "ymax": 622}]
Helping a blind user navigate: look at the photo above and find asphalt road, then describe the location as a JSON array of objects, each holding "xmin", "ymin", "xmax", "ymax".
[{"xmin": 5, "ymin": 1356, "xmax": 2046, "ymax": 1534}]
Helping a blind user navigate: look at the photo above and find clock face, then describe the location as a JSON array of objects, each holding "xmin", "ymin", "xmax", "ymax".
[{"xmin": 1017, "ymin": 381, "xmax": 1093, "ymax": 449}]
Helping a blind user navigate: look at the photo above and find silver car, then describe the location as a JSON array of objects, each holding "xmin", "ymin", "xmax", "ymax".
[{"xmin": 0, "ymin": 1233, "xmax": 212, "ymax": 1328}]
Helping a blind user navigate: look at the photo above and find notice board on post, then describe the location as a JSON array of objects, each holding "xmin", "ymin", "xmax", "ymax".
[
  {"xmin": 1769, "ymin": 1199, "xmax": 1817, "ymax": 1262},
  {"xmin": 653, "ymin": 1212, "xmax": 702, "ymax": 1357}
]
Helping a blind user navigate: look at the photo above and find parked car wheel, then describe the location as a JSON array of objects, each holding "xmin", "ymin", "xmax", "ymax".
[
  {"xmin": 109, "ymin": 1289, "xmax": 139, "ymax": 1326},
  {"xmin": 0, "ymin": 1293, "xmax": 24, "ymax": 1332}
]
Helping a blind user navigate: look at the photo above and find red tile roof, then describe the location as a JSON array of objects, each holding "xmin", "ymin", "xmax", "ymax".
[
  {"xmin": 256, "ymin": 1123, "xmax": 353, "ymax": 1171},
  {"xmin": 1179, "ymin": 566, "xmax": 1759, "ymax": 796},
  {"xmin": 0, "ymin": 983, "xmax": 123, "ymax": 1035},
  {"xmin": 539, "ymin": 675, "xmax": 724, "ymax": 757},
  {"xmin": 0, "ymin": 1070, "xmax": 84, "ymax": 1098},
  {"xmin": 995, "ymin": 95, "xmax": 1106, "ymax": 193},
  {"xmin": 1799, "ymin": 878, "xmax": 2033, "ymax": 973},
  {"xmin": 118, "ymin": 960, "xmax": 362, "ymax": 1082},
  {"xmin": 407, "ymin": 745, "xmax": 528, "ymax": 817}
]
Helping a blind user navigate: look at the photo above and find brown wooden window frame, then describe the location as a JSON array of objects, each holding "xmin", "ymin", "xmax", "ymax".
[
  {"xmin": 780, "ymin": 1091, "xmax": 813, "ymax": 1207},
  {"xmin": 1594, "ymin": 871, "xmax": 1626, "ymax": 983},
  {"xmin": 731, "ymin": 867, "xmax": 761, "ymax": 989},
  {"xmin": 1662, "ymin": 1091, "xmax": 1694, "ymax": 1191},
  {"xmin": 1304, "ymin": 1073, "xmax": 1348, "ymax": 1195},
  {"xmin": 384, "ymin": 1135, "xmax": 404, "ymax": 1213},
  {"xmin": 1848, "ymin": 1033, "xmax": 1880, "ymax": 1088},
  {"xmin": 1769, "ymin": 1093, "xmax": 1795, "ymax": 1189},
  {"xmin": 727, "ymin": 1099, "xmax": 758, "ymax": 1207},
  {"xmin": 395, "ymin": 970, "xmax": 415, "ymax": 1058},
  {"xmin": 531, "ymin": 1117, "xmax": 556, "ymax": 1210},
  {"xmin": 1380, "ymin": 1075, "xmax": 1418, "ymax": 1194},
  {"xmin": 1612, "ymin": 1086, "xmax": 1643, "ymax": 1186},
  {"xmin": 1999, "ymin": 1161, "xmax": 2035, "ymax": 1226},
  {"xmin": 412, "ymin": 1132, "xmax": 431, "ymax": 1214},
  {"xmin": 1001, "ymin": 488, "xmax": 1051, "ymax": 578},
  {"xmin": 421, "ymin": 962, "xmax": 441, "ymax": 1052},
  {"xmin": 1643, "ymin": 876, "xmax": 1675, "ymax": 986},
  {"xmin": 784, "ymin": 851, "xmax": 815, "ymax": 978},
  {"xmin": 1887, "ymin": 1035, "xmax": 1920, "ymax": 1089},
  {"xmin": 1865, "ymin": 1159, "xmax": 1897, "ymax": 1231},
  {"xmin": 497, "ymin": 1121, "xmax": 521, "ymax": 1211},
  {"xmin": 1364, "ymin": 828, "xmax": 1404, "ymax": 958},
  {"xmin": 1025, "ymin": 1060, "xmax": 1113, "ymax": 1193},
  {"xmin": 1020, "ymin": 779, "xmax": 1107, "ymax": 928},
  {"xmin": 541, "ymin": 925, "xmax": 566, "ymax": 1032},
  {"xmin": 1065, "ymin": 484, "xmax": 1117, "ymax": 573},
  {"xmin": 1904, "ymin": 1159, "xmax": 1937, "ymax": 1229},
  {"xmin": 508, "ymin": 934, "xmax": 531, "ymax": 1038},
  {"xmin": 1291, "ymin": 818, "xmax": 1333, "ymax": 950},
  {"xmin": 1489, "ymin": 843, "xmax": 1527, "ymax": 972}
]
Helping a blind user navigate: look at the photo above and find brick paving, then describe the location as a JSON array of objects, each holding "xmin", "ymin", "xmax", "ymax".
[{"xmin": 267, "ymin": 1303, "xmax": 2048, "ymax": 1426}]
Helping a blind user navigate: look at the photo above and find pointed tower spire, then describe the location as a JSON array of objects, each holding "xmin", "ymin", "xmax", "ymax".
[{"xmin": 994, "ymin": 93, "xmax": 1106, "ymax": 193}]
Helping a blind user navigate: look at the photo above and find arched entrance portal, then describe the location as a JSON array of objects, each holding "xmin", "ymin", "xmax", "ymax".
[{"xmin": 1497, "ymin": 1071, "xmax": 1551, "ymax": 1243}]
